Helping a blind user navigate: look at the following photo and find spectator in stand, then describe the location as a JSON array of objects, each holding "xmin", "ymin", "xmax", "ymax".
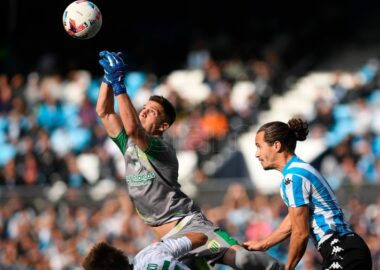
[
  {"xmin": 329, "ymin": 71, "xmax": 347, "ymax": 103},
  {"xmin": 0, "ymin": 74, "xmax": 13, "ymax": 113}
]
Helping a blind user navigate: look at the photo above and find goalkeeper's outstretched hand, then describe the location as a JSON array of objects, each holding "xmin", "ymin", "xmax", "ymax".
[{"xmin": 99, "ymin": 50, "xmax": 128, "ymax": 96}]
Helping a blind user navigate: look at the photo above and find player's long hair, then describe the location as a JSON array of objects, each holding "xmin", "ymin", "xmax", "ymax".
[{"xmin": 257, "ymin": 118, "xmax": 309, "ymax": 153}]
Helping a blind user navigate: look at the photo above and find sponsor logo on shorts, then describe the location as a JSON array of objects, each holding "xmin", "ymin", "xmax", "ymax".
[
  {"xmin": 330, "ymin": 239, "xmax": 340, "ymax": 246},
  {"xmin": 326, "ymin": 262, "xmax": 343, "ymax": 269},
  {"xmin": 331, "ymin": 246, "xmax": 344, "ymax": 255},
  {"xmin": 208, "ymin": 240, "xmax": 221, "ymax": 253}
]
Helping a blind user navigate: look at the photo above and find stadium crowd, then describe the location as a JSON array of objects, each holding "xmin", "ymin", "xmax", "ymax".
[
  {"xmin": 1, "ymin": 48, "xmax": 380, "ymax": 269},
  {"xmin": 0, "ymin": 182, "xmax": 379, "ymax": 269}
]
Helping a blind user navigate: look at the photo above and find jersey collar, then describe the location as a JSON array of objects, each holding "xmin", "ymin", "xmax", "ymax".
[{"xmin": 281, "ymin": 155, "xmax": 298, "ymax": 175}]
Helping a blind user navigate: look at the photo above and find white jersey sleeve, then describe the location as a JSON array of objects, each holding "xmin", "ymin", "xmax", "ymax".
[
  {"xmin": 132, "ymin": 237, "xmax": 192, "ymax": 270},
  {"xmin": 160, "ymin": 236, "xmax": 192, "ymax": 258}
]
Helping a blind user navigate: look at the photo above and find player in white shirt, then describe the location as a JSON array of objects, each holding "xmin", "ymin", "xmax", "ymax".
[{"xmin": 82, "ymin": 232, "xmax": 208, "ymax": 270}]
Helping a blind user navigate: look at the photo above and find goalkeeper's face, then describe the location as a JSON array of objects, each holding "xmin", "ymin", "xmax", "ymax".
[{"xmin": 139, "ymin": 101, "xmax": 169, "ymax": 134}]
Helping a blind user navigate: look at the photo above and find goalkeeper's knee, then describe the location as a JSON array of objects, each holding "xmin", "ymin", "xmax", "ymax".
[{"xmin": 234, "ymin": 248, "xmax": 284, "ymax": 270}]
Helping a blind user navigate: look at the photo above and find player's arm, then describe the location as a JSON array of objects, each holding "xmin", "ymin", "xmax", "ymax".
[
  {"xmin": 243, "ymin": 214, "xmax": 292, "ymax": 251},
  {"xmin": 185, "ymin": 232, "xmax": 208, "ymax": 249},
  {"xmin": 99, "ymin": 51, "xmax": 151, "ymax": 150},
  {"xmin": 95, "ymin": 82, "xmax": 123, "ymax": 137},
  {"xmin": 162, "ymin": 232, "xmax": 208, "ymax": 258},
  {"xmin": 116, "ymin": 93, "xmax": 150, "ymax": 150},
  {"xmin": 286, "ymin": 206, "xmax": 309, "ymax": 270}
]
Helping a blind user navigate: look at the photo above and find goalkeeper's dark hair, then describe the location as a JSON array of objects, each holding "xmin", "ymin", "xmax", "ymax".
[
  {"xmin": 82, "ymin": 242, "xmax": 131, "ymax": 270},
  {"xmin": 257, "ymin": 118, "xmax": 309, "ymax": 153},
  {"xmin": 149, "ymin": 95, "xmax": 176, "ymax": 126}
]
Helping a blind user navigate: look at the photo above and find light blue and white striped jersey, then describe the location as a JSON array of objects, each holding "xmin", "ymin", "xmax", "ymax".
[
  {"xmin": 132, "ymin": 237, "xmax": 192, "ymax": 270},
  {"xmin": 280, "ymin": 155, "xmax": 352, "ymax": 248}
]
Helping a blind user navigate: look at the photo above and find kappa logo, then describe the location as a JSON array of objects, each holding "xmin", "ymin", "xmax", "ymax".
[
  {"xmin": 326, "ymin": 262, "xmax": 343, "ymax": 269},
  {"xmin": 284, "ymin": 178, "xmax": 292, "ymax": 185},
  {"xmin": 331, "ymin": 246, "xmax": 344, "ymax": 255},
  {"xmin": 330, "ymin": 239, "xmax": 340, "ymax": 246}
]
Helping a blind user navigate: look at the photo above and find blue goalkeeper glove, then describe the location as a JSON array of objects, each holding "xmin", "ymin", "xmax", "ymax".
[
  {"xmin": 99, "ymin": 51, "xmax": 128, "ymax": 96},
  {"xmin": 99, "ymin": 51, "xmax": 114, "ymax": 85}
]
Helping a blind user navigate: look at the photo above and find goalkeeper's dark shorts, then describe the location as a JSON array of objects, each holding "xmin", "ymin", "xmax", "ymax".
[{"xmin": 319, "ymin": 232, "xmax": 372, "ymax": 270}]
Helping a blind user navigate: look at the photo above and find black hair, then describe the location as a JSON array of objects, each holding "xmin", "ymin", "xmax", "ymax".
[
  {"xmin": 257, "ymin": 118, "xmax": 309, "ymax": 153},
  {"xmin": 82, "ymin": 242, "xmax": 130, "ymax": 270},
  {"xmin": 149, "ymin": 95, "xmax": 176, "ymax": 126}
]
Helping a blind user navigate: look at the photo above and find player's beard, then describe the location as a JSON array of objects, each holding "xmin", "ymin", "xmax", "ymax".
[
  {"xmin": 263, "ymin": 165, "xmax": 276, "ymax": 170},
  {"xmin": 260, "ymin": 160, "xmax": 276, "ymax": 171}
]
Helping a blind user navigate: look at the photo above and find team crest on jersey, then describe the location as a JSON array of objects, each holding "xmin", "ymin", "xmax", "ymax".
[
  {"xmin": 208, "ymin": 240, "xmax": 221, "ymax": 253},
  {"xmin": 284, "ymin": 178, "xmax": 292, "ymax": 185}
]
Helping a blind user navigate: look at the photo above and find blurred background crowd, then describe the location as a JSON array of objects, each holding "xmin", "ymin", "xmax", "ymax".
[{"xmin": 1, "ymin": 0, "xmax": 380, "ymax": 269}]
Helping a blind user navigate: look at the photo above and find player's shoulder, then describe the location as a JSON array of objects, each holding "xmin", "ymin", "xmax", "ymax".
[
  {"xmin": 146, "ymin": 135, "xmax": 173, "ymax": 148},
  {"xmin": 144, "ymin": 135, "xmax": 178, "ymax": 161},
  {"xmin": 283, "ymin": 172, "xmax": 308, "ymax": 186},
  {"xmin": 132, "ymin": 243, "xmax": 167, "ymax": 268}
]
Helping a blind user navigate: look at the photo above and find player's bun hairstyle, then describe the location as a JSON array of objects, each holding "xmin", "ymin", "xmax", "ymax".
[
  {"xmin": 257, "ymin": 118, "xmax": 309, "ymax": 153},
  {"xmin": 288, "ymin": 118, "xmax": 309, "ymax": 141},
  {"xmin": 149, "ymin": 95, "xmax": 176, "ymax": 126}
]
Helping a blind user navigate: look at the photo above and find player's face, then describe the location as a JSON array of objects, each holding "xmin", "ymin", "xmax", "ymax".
[
  {"xmin": 139, "ymin": 101, "xmax": 166, "ymax": 133},
  {"xmin": 255, "ymin": 131, "xmax": 278, "ymax": 170}
]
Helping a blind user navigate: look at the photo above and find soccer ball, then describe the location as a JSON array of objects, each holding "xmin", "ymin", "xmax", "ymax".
[{"xmin": 63, "ymin": 0, "xmax": 102, "ymax": 40}]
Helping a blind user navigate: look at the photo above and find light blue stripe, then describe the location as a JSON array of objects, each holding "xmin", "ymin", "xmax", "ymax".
[
  {"xmin": 288, "ymin": 167, "xmax": 336, "ymax": 210},
  {"xmin": 281, "ymin": 182, "xmax": 289, "ymax": 206},
  {"xmin": 291, "ymin": 174, "xmax": 307, "ymax": 206}
]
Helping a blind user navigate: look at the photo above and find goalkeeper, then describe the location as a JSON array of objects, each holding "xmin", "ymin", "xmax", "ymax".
[{"xmin": 96, "ymin": 50, "xmax": 283, "ymax": 270}]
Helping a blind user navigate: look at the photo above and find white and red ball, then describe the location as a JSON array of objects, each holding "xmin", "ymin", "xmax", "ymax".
[{"xmin": 63, "ymin": 1, "xmax": 102, "ymax": 40}]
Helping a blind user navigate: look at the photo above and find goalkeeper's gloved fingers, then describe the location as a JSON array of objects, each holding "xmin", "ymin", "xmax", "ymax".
[
  {"xmin": 102, "ymin": 70, "xmax": 113, "ymax": 85},
  {"xmin": 99, "ymin": 59, "xmax": 114, "ymax": 85},
  {"xmin": 107, "ymin": 52, "xmax": 127, "ymax": 68},
  {"xmin": 115, "ymin": 52, "xmax": 126, "ymax": 64},
  {"xmin": 100, "ymin": 51, "xmax": 126, "ymax": 67},
  {"xmin": 99, "ymin": 59, "xmax": 112, "ymax": 72},
  {"xmin": 103, "ymin": 51, "xmax": 118, "ymax": 67},
  {"xmin": 99, "ymin": 50, "xmax": 110, "ymax": 58}
]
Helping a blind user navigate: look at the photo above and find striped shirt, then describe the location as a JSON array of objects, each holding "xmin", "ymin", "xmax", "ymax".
[
  {"xmin": 132, "ymin": 237, "xmax": 192, "ymax": 270},
  {"xmin": 280, "ymin": 155, "xmax": 352, "ymax": 248}
]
